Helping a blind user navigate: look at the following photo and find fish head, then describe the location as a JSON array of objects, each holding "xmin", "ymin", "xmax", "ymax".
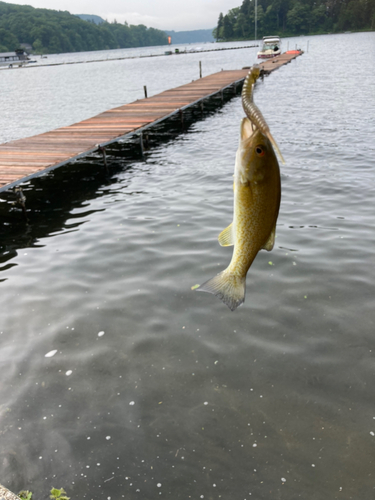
[{"xmin": 237, "ymin": 118, "xmax": 279, "ymax": 184}]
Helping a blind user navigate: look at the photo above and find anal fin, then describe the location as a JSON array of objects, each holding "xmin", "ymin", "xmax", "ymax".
[
  {"xmin": 218, "ymin": 222, "xmax": 234, "ymax": 247},
  {"xmin": 262, "ymin": 224, "xmax": 276, "ymax": 251}
]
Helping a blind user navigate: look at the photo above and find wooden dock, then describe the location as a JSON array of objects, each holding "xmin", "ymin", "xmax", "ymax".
[{"xmin": 0, "ymin": 51, "xmax": 303, "ymax": 193}]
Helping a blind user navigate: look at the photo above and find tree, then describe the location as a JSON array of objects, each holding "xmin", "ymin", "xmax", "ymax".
[
  {"xmin": 0, "ymin": 0, "xmax": 168, "ymax": 54},
  {"xmin": 212, "ymin": 0, "xmax": 374, "ymax": 41},
  {"xmin": 240, "ymin": 0, "xmax": 252, "ymax": 16},
  {"xmin": 222, "ymin": 14, "xmax": 234, "ymax": 39},
  {"xmin": 32, "ymin": 38, "xmax": 43, "ymax": 53},
  {"xmin": 214, "ymin": 12, "xmax": 224, "ymax": 41},
  {"xmin": 256, "ymin": 4, "xmax": 266, "ymax": 37},
  {"xmin": 0, "ymin": 27, "xmax": 19, "ymax": 50},
  {"xmin": 234, "ymin": 12, "xmax": 249, "ymax": 37},
  {"xmin": 309, "ymin": 4, "xmax": 327, "ymax": 32},
  {"xmin": 286, "ymin": 1, "xmax": 310, "ymax": 33}
]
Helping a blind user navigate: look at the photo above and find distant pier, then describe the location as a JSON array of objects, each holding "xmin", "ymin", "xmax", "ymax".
[
  {"xmin": 1, "ymin": 44, "xmax": 259, "ymax": 70},
  {"xmin": 0, "ymin": 50, "xmax": 303, "ymax": 194}
]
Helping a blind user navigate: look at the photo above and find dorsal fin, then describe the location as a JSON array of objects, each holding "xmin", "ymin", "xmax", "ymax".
[{"xmin": 241, "ymin": 117, "xmax": 254, "ymax": 140}]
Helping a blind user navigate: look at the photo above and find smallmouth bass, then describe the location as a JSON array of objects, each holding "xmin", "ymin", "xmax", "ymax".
[{"xmin": 196, "ymin": 67, "xmax": 282, "ymax": 311}]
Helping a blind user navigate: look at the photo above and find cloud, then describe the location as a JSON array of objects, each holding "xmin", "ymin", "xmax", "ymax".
[{"xmin": 9, "ymin": 0, "xmax": 238, "ymax": 31}]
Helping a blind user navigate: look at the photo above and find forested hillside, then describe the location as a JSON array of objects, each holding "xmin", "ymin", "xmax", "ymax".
[
  {"xmin": 214, "ymin": 0, "xmax": 375, "ymax": 40},
  {"xmin": 0, "ymin": 1, "xmax": 168, "ymax": 54},
  {"xmin": 75, "ymin": 14, "xmax": 105, "ymax": 25}
]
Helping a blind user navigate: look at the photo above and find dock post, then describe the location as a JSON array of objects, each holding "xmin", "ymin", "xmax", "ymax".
[
  {"xmin": 97, "ymin": 145, "xmax": 108, "ymax": 173},
  {"xmin": 179, "ymin": 109, "xmax": 184, "ymax": 131},
  {"xmin": 139, "ymin": 132, "xmax": 144, "ymax": 157},
  {"xmin": 13, "ymin": 186, "xmax": 28, "ymax": 222},
  {"xmin": 199, "ymin": 61, "xmax": 202, "ymax": 78},
  {"xmin": 144, "ymin": 85, "xmax": 148, "ymax": 99}
]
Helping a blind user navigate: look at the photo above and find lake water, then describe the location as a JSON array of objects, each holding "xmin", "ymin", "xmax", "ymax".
[{"xmin": 1, "ymin": 32, "xmax": 375, "ymax": 500}]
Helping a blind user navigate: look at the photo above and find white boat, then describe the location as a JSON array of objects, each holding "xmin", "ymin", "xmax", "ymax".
[
  {"xmin": 0, "ymin": 50, "xmax": 31, "ymax": 68},
  {"xmin": 257, "ymin": 36, "xmax": 281, "ymax": 59}
]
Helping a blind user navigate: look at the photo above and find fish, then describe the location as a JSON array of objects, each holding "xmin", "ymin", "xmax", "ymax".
[{"xmin": 196, "ymin": 67, "xmax": 282, "ymax": 311}]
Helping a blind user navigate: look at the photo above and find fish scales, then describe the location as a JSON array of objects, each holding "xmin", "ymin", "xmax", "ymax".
[{"xmin": 230, "ymin": 127, "xmax": 281, "ymax": 277}]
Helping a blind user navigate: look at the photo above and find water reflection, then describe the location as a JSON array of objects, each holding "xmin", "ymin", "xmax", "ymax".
[
  {"xmin": 0, "ymin": 92, "xmax": 240, "ymax": 275},
  {"xmin": 0, "ymin": 161, "xmax": 115, "ymax": 266}
]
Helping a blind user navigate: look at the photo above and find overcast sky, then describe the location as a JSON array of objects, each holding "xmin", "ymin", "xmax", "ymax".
[{"xmin": 8, "ymin": 0, "xmax": 241, "ymax": 31}]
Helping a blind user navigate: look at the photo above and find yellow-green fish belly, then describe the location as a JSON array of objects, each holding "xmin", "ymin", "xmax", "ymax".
[{"xmin": 228, "ymin": 179, "xmax": 280, "ymax": 278}]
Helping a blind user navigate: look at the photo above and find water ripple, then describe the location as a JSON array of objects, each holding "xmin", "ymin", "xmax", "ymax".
[{"xmin": 1, "ymin": 32, "xmax": 375, "ymax": 500}]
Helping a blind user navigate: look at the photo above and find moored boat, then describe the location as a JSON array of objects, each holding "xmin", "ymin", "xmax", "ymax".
[
  {"xmin": 0, "ymin": 49, "xmax": 31, "ymax": 68},
  {"xmin": 257, "ymin": 36, "xmax": 281, "ymax": 59}
]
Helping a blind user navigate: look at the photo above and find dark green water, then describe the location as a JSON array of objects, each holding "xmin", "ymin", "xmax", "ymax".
[{"xmin": 1, "ymin": 33, "xmax": 375, "ymax": 499}]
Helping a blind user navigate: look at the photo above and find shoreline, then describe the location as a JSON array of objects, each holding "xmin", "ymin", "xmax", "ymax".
[{"xmin": 0, "ymin": 44, "xmax": 258, "ymax": 71}]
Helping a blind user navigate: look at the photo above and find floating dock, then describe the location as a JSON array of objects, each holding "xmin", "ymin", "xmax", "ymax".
[{"xmin": 0, "ymin": 51, "xmax": 303, "ymax": 193}]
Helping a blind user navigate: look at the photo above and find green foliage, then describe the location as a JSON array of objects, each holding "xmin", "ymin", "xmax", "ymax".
[
  {"xmin": 50, "ymin": 487, "xmax": 70, "ymax": 500},
  {"xmin": 287, "ymin": 1, "xmax": 310, "ymax": 34},
  {"xmin": 0, "ymin": 1, "xmax": 168, "ymax": 53},
  {"xmin": 18, "ymin": 491, "xmax": 33, "ymax": 500},
  {"xmin": 18, "ymin": 487, "xmax": 71, "ymax": 500},
  {"xmin": 214, "ymin": 0, "xmax": 375, "ymax": 40}
]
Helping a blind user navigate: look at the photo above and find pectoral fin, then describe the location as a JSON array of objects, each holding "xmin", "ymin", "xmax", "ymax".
[
  {"xmin": 218, "ymin": 222, "xmax": 235, "ymax": 247},
  {"xmin": 262, "ymin": 224, "xmax": 276, "ymax": 251}
]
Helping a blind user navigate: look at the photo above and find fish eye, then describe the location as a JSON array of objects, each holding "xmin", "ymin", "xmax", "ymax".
[{"xmin": 255, "ymin": 145, "xmax": 265, "ymax": 156}]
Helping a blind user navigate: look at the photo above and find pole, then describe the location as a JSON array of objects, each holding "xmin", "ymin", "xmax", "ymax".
[
  {"xmin": 199, "ymin": 61, "xmax": 202, "ymax": 78},
  {"xmin": 98, "ymin": 145, "xmax": 108, "ymax": 173},
  {"xmin": 139, "ymin": 132, "xmax": 144, "ymax": 157},
  {"xmin": 13, "ymin": 187, "xmax": 28, "ymax": 222}
]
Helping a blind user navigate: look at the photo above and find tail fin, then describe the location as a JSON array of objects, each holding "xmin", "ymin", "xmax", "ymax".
[{"xmin": 196, "ymin": 271, "xmax": 246, "ymax": 311}]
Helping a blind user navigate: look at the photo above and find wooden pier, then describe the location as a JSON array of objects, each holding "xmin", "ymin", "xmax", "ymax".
[{"xmin": 0, "ymin": 51, "xmax": 303, "ymax": 193}]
